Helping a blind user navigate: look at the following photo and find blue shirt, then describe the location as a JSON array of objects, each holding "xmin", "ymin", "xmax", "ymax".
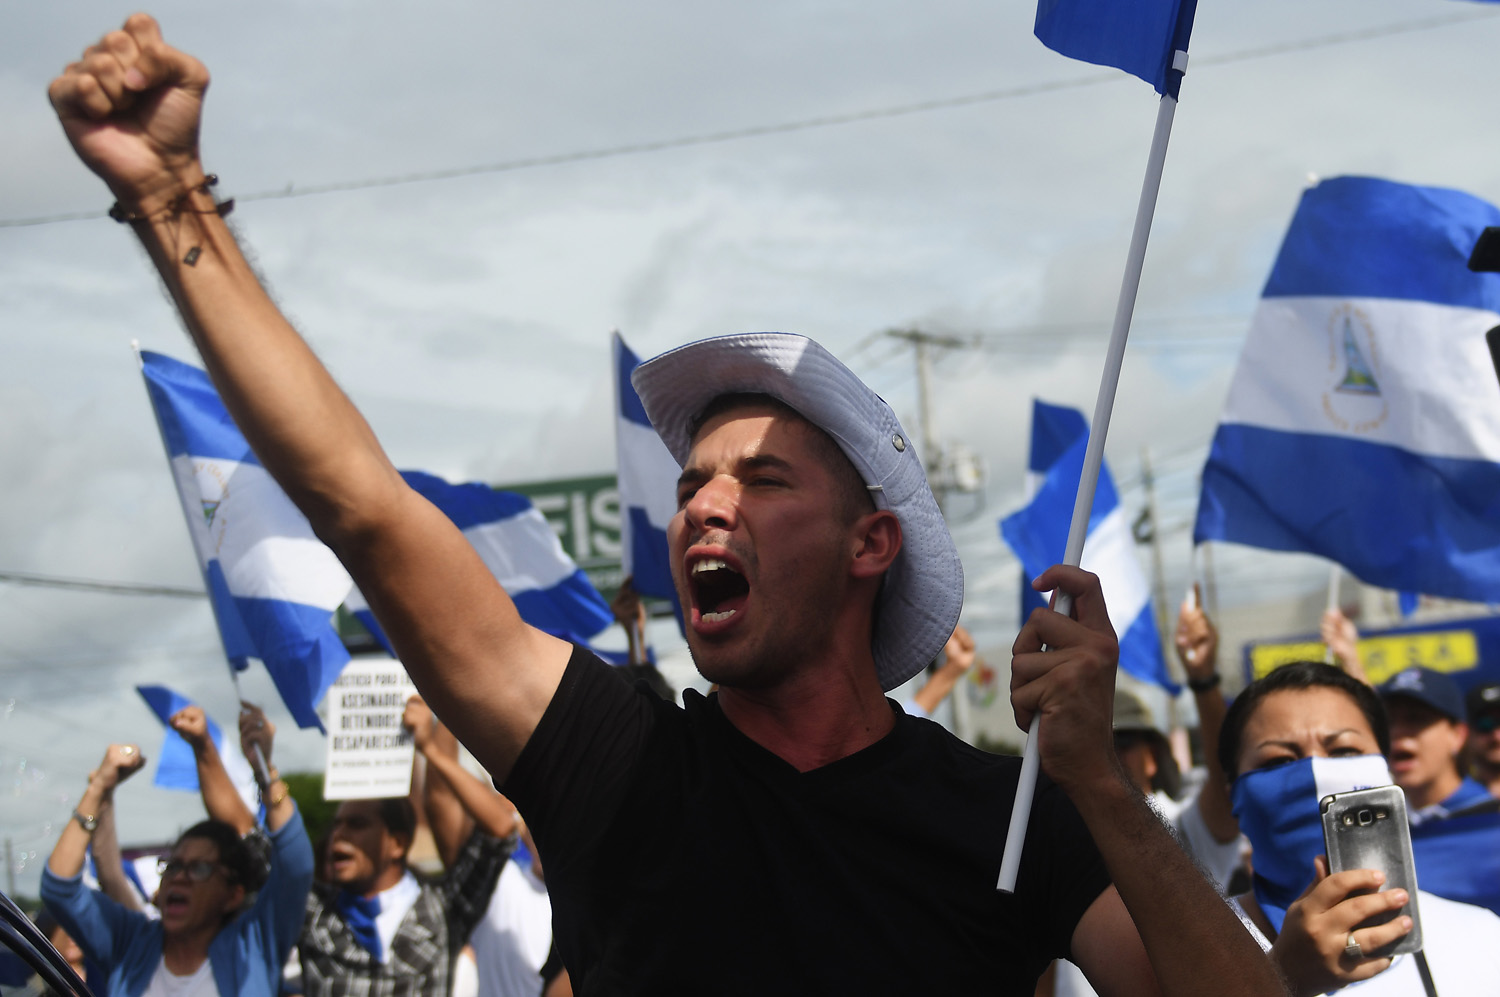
[
  {"xmin": 1410, "ymin": 777, "xmax": 1500, "ymax": 917},
  {"xmin": 41, "ymin": 811, "xmax": 314, "ymax": 997}
]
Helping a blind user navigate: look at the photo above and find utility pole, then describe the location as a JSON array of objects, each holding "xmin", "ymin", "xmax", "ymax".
[
  {"xmin": 884, "ymin": 328, "xmax": 976, "ymax": 740},
  {"xmin": 884, "ymin": 328, "xmax": 970, "ymax": 511}
]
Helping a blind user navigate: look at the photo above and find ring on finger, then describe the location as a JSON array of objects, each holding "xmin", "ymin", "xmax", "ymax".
[
  {"xmin": 1344, "ymin": 933, "xmax": 1363, "ymax": 960},
  {"xmin": 122, "ymin": 746, "xmax": 134, "ymax": 756}
]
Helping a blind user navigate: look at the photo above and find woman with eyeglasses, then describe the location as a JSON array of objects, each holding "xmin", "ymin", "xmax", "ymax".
[{"xmin": 41, "ymin": 704, "xmax": 313, "ymax": 997}]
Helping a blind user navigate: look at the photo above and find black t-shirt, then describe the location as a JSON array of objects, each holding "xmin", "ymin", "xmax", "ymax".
[{"xmin": 502, "ymin": 646, "xmax": 1111, "ymax": 996}]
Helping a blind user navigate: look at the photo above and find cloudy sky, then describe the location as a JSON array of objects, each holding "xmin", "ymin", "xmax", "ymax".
[{"xmin": 2, "ymin": 1, "xmax": 1498, "ymax": 891}]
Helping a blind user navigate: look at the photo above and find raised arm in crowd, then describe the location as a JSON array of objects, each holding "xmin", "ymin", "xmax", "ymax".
[{"xmin": 49, "ymin": 17, "xmax": 1286, "ymax": 994}]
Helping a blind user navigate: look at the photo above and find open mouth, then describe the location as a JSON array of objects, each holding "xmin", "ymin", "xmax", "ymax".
[
  {"xmin": 691, "ymin": 557, "xmax": 749, "ymax": 624},
  {"xmin": 326, "ymin": 843, "xmax": 358, "ymax": 876},
  {"xmin": 159, "ymin": 888, "xmax": 191, "ymax": 917}
]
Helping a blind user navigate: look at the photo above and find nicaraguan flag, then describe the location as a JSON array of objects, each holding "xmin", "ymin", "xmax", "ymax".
[
  {"xmin": 1002, "ymin": 400, "xmax": 1179, "ymax": 694},
  {"xmin": 1193, "ymin": 177, "xmax": 1500, "ymax": 602},
  {"xmin": 135, "ymin": 685, "xmax": 258, "ymax": 810},
  {"xmin": 613, "ymin": 333, "xmax": 682, "ymax": 614},
  {"xmin": 1034, "ymin": 0, "xmax": 1198, "ymax": 97},
  {"xmin": 613, "ymin": 332, "xmax": 686, "ymax": 649},
  {"xmin": 347, "ymin": 471, "xmax": 614, "ymax": 653},
  {"xmin": 141, "ymin": 352, "xmax": 353, "ymax": 730}
]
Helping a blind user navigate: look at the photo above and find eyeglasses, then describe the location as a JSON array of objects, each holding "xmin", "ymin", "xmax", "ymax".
[
  {"xmin": 1475, "ymin": 713, "xmax": 1500, "ymax": 734},
  {"xmin": 156, "ymin": 858, "xmax": 223, "ymax": 883}
]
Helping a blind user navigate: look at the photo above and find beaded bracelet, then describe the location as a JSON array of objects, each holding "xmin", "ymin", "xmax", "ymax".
[{"xmin": 108, "ymin": 174, "xmax": 235, "ymax": 224}]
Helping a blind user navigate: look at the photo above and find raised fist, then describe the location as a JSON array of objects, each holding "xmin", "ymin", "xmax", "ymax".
[
  {"xmin": 169, "ymin": 705, "xmax": 213, "ymax": 751},
  {"xmin": 91, "ymin": 743, "xmax": 146, "ymax": 791},
  {"xmin": 48, "ymin": 14, "xmax": 211, "ymax": 213}
]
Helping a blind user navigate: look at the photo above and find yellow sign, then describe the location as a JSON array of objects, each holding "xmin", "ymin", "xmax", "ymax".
[{"xmin": 1249, "ymin": 630, "xmax": 1479, "ymax": 685}]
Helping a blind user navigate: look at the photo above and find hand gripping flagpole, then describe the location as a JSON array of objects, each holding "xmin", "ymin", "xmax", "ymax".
[{"xmin": 997, "ymin": 50, "xmax": 1188, "ymax": 893}]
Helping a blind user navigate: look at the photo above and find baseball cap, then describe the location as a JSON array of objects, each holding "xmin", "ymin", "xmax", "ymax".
[
  {"xmin": 1377, "ymin": 667, "xmax": 1466, "ymax": 723},
  {"xmin": 1466, "ymin": 682, "xmax": 1500, "ymax": 724},
  {"xmin": 631, "ymin": 332, "xmax": 964, "ymax": 692}
]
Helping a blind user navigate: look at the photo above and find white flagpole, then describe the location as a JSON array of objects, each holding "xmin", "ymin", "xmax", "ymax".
[{"xmin": 998, "ymin": 62, "xmax": 1186, "ymax": 893}]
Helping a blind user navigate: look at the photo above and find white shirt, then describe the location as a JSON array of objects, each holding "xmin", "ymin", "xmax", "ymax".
[
  {"xmin": 373, "ymin": 871, "xmax": 423, "ymax": 964},
  {"xmin": 140, "ymin": 958, "xmax": 219, "ymax": 997},
  {"xmin": 468, "ymin": 859, "xmax": 552, "ymax": 997},
  {"xmin": 1233, "ymin": 890, "xmax": 1500, "ymax": 995}
]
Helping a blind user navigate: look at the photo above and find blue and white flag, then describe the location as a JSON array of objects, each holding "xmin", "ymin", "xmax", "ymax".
[
  {"xmin": 346, "ymin": 471, "xmax": 614, "ymax": 653},
  {"xmin": 134, "ymin": 685, "xmax": 258, "ymax": 809},
  {"xmin": 612, "ymin": 333, "xmax": 682, "ymax": 614},
  {"xmin": 1193, "ymin": 177, "xmax": 1500, "ymax": 602},
  {"xmin": 1002, "ymin": 400, "xmax": 1179, "ymax": 693},
  {"xmin": 141, "ymin": 352, "xmax": 353, "ymax": 730},
  {"xmin": 1035, "ymin": 0, "xmax": 1198, "ymax": 97},
  {"xmin": 1410, "ymin": 778, "xmax": 1500, "ymax": 917}
]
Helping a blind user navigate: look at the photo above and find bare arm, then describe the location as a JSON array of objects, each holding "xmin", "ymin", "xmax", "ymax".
[
  {"xmin": 1012, "ymin": 567, "xmax": 1285, "ymax": 997},
  {"xmin": 611, "ymin": 578, "xmax": 649, "ymax": 667},
  {"xmin": 47, "ymin": 744, "xmax": 145, "ymax": 880},
  {"xmin": 91, "ymin": 785, "xmax": 143, "ymax": 911},
  {"xmin": 912, "ymin": 624, "xmax": 976, "ymax": 716},
  {"xmin": 172, "ymin": 706, "xmax": 256, "ymax": 835},
  {"xmin": 409, "ymin": 696, "xmax": 471, "ymax": 868},
  {"xmin": 1320, "ymin": 609, "xmax": 1370, "ymax": 686},
  {"xmin": 406, "ymin": 696, "xmax": 518, "ymax": 862},
  {"xmin": 1174, "ymin": 598, "xmax": 1238, "ymax": 844},
  {"xmin": 48, "ymin": 14, "xmax": 570, "ymax": 783},
  {"xmin": 239, "ymin": 702, "xmax": 296, "ymax": 832}
]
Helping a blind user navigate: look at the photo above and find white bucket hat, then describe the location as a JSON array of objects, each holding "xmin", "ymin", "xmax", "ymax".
[{"xmin": 631, "ymin": 332, "xmax": 964, "ymax": 691}]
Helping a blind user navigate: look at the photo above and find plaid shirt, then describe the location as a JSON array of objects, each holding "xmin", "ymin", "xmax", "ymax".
[{"xmin": 299, "ymin": 831, "xmax": 511, "ymax": 997}]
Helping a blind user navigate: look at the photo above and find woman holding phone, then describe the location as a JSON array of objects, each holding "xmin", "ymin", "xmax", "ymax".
[{"xmin": 1219, "ymin": 661, "xmax": 1500, "ymax": 996}]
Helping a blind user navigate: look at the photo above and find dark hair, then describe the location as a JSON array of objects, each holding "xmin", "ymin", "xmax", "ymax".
[
  {"xmin": 689, "ymin": 392, "xmax": 875, "ymax": 525},
  {"xmin": 176, "ymin": 819, "xmax": 265, "ymax": 892},
  {"xmin": 376, "ymin": 798, "xmax": 417, "ymax": 849},
  {"xmin": 1218, "ymin": 661, "xmax": 1391, "ymax": 780}
]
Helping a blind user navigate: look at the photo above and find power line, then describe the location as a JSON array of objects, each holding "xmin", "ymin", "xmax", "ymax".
[
  {"xmin": 0, "ymin": 570, "xmax": 204, "ymax": 599},
  {"xmin": 4, "ymin": 9, "xmax": 1494, "ymax": 230}
]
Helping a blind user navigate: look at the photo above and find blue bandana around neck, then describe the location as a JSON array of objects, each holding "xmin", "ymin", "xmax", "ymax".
[
  {"xmin": 1229, "ymin": 754, "xmax": 1391, "ymax": 934},
  {"xmin": 334, "ymin": 891, "xmax": 383, "ymax": 961}
]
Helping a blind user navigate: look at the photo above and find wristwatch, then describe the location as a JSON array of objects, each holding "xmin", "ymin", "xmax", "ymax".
[
  {"xmin": 1187, "ymin": 671, "xmax": 1222, "ymax": 693},
  {"xmin": 72, "ymin": 810, "xmax": 98, "ymax": 833}
]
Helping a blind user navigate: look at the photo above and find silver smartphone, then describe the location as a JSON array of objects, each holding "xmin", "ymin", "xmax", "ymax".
[{"xmin": 1320, "ymin": 786, "xmax": 1423, "ymax": 957}]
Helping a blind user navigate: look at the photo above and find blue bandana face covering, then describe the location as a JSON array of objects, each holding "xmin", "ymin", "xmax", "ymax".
[{"xmin": 1230, "ymin": 754, "xmax": 1392, "ymax": 933}]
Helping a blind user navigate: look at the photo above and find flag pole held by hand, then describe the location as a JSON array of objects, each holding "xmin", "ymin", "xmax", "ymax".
[{"xmin": 997, "ymin": 52, "xmax": 1189, "ymax": 893}]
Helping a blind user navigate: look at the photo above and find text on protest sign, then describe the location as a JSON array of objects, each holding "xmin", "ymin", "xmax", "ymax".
[{"xmin": 323, "ymin": 658, "xmax": 418, "ymax": 800}]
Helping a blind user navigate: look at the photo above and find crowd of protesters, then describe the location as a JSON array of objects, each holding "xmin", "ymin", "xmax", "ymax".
[
  {"xmin": 15, "ymin": 10, "xmax": 1500, "ymax": 997},
  {"xmin": 23, "ymin": 596, "xmax": 1500, "ymax": 997},
  {"xmin": 27, "ymin": 694, "xmax": 562, "ymax": 997}
]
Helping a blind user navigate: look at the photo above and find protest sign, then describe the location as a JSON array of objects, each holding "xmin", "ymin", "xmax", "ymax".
[{"xmin": 323, "ymin": 658, "xmax": 418, "ymax": 800}]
